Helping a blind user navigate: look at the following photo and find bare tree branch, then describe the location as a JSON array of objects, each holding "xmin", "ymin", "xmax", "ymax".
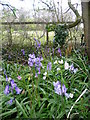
[
  {"xmin": 66, "ymin": 0, "xmax": 81, "ymax": 28},
  {"xmin": 0, "ymin": 2, "xmax": 17, "ymax": 17},
  {"xmin": 64, "ymin": 3, "xmax": 79, "ymax": 14},
  {"xmin": 39, "ymin": 0, "xmax": 54, "ymax": 10}
]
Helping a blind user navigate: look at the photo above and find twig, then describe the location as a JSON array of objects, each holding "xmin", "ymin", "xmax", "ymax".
[
  {"xmin": 0, "ymin": 2, "xmax": 17, "ymax": 17},
  {"xmin": 40, "ymin": 0, "xmax": 53, "ymax": 10}
]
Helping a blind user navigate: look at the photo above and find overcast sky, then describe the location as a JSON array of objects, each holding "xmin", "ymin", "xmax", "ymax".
[{"xmin": 0, "ymin": 0, "xmax": 81, "ymax": 13}]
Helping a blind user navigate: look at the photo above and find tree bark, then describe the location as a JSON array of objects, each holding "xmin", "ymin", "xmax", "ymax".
[{"xmin": 82, "ymin": 2, "xmax": 90, "ymax": 61}]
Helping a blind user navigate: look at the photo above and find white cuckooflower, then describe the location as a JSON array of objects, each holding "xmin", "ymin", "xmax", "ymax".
[
  {"xmin": 42, "ymin": 66, "xmax": 44, "ymax": 69},
  {"xmin": 54, "ymin": 60, "xmax": 58, "ymax": 64},
  {"xmin": 64, "ymin": 61, "xmax": 69, "ymax": 70},
  {"xmin": 43, "ymin": 72, "xmax": 47, "ymax": 76},
  {"xmin": 43, "ymin": 76, "xmax": 46, "ymax": 80},
  {"xmin": 0, "ymin": 67, "xmax": 2, "ymax": 71},
  {"xmin": 57, "ymin": 68, "xmax": 60, "ymax": 71},
  {"xmin": 69, "ymin": 93, "xmax": 73, "ymax": 98},
  {"xmin": 8, "ymin": 77, "xmax": 12, "ymax": 82},
  {"xmin": 58, "ymin": 59, "xmax": 63, "ymax": 64}
]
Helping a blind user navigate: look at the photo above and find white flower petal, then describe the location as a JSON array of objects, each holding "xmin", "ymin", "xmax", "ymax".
[
  {"xmin": 43, "ymin": 76, "xmax": 46, "ymax": 80},
  {"xmin": 64, "ymin": 61, "xmax": 69, "ymax": 70},
  {"xmin": 54, "ymin": 60, "xmax": 58, "ymax": 64},
  {"xmin": 43, "ymin": 72, "xmax": 47, "ymax": 76},
  {"xmin": 58, "ymin": 59, "xmax": 63, "ymax": 64},
  {"xmin": 69, "ymin": 93, "xmax": 73, "ymax": 98},
  {"xmin": 57, "ymin": 68, "xmax": 60, "ymax": 71}
]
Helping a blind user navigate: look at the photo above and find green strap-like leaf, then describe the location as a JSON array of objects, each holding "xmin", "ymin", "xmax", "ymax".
[{"xmin": 15, "ymin": 99, "xmax": 28, "ymax": 118}]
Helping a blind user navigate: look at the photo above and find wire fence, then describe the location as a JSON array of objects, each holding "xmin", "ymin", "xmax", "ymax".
[
  {"xmin": 1, "ymin": 21, "xmax": 84, "ymax": 46},
  {"xmin": 0, "ymin": 21, "xmax": 85, "ymax": 63}
]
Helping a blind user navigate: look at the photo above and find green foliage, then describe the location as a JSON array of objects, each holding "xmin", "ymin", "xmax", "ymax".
[
  {"xmin": 46, "ymin": 24, "xmax": 56, "ymax": 32},
  {"xmin": 46, "ymin": 24, "xmax": 69, "ymax": 47},
  {"xmin": 1, "ymin": 48, "xmax": 89, "ymax": 119},
  {"xmin": 54, "ymin": 24, "xmax": 69, "ymax": 47}
]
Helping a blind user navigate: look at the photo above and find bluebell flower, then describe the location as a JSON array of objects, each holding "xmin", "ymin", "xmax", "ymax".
[
  {"xmin": 29, "ymin": 54, "xmax": 35, "ymax": 59},
  {"xmin": 62, "ymin": 84, "xmax": 69, "ymax": 98},
  {"xmin": 35, "ymin": 73, "xmax": 38, "ymax": 78},
  {"xmin": 53, "ymin": 81, "xmax": 71, "ymax": 98},
  {"xmin": 73, "ymin": 68, "xmax": 78, "ymax": 73},
  {"xmin": 37, "ymin": 67, "xmax": 41, "ymax": 74},
  {"xmin": 15, "ymin": 86, "xmax": 22, "ymax": 94},
  {"xmin": 10, "ymin": 80, "xmax": 17, "ymax": 89},
  {"xmin": 7, "ymin": 99, "xmax": 13, "ymax": 105},
  {"xmin": 6, "ymin": 75, "xmax": 8, "ymax": 81},
  {"xmin": 52, "ymin": 48, "xmax": 54, "ymax": 54},
  {"xmin": 4, "ymin": 85, "xmax": 9, "ymax": 95},
  {"xmin": 48, "ymin": 48, "xmax": 50, "ymax": 53},
  {"xmin": 8, "ymin": 55, "xmax": 11, "ymax": 58},
  {"xmin": 28, "ymin": 60, "xmax": 33, "ymax": 67},
  {"xmin": 53, "ymin": 81, "xmax": 61, "ymax": 88},
  {"xmin": 28, "ymin": 54, "xmax": 43, "ymax": 75},
  {"xmin": 4, "ymin": 78, "xmax": 22, "ymax": 106},
  {"xmin": 34, "ymin": 38, "xmax": 41, "ymax": 49},
  {"xmin": 21, "ymin": 49, "xmax": 25, "ymax": 55},
  {"xmin": 58, "ymin": 48, "xmax": 62, "ymax": 56},
  {"xmin": 69, "ymin": 64, "xmax": 74, "ymax": 71},
  {"xmin": 47, "ymin": 62, "xmax": 52, "ymax": 71},
  {"xmin": 53, "ymin": 81, "xmax": 62, "ymax": 95}
]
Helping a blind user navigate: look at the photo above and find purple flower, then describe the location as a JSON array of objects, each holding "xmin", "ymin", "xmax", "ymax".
[
  {"xmin": 62, "ymin": 84, "xmax": 67, "ymax": 94},
  {"xmin": 28, "ymin": 54, "xmax": 43, "ymax": 75},
  {"xmin": 69, "ymin": 63, "xmax": 78, "ymax": 73},
  {"xmin": 53, "ymin": 81, "xmax": 70, "ymax": 98},
  {"xmin": 4, "ymin": 85, "xmax": 9, "ymax": 95},
  {"xmin": 58, "ymin": 48, "xmax": 62, "ymax": 56},
  {"xmin": 15, "ymin": 86, "xmax": 22, "ymax": 94},
  {"xmin": 64, "ymin": 93, "xmax": 70, "ymax": 98},
  {"xmin": 7, "ymin": 99, "xmax": 13, "ymax": 105},
  {"xmin": 17, "ymin": 76, "xmax": 22, "ymax": 80},
  {"xmin": 47, "ymin": 62, "xmax": 52, "ymax": 71},
  {"xmin": 4, "ymin": 71, "xmax": 6, "ymax": 75},
  {"xmin": 35, "ymin": 73, "xmax": 38, "ymax": 78},
  {"xmin": 52, "ymin": 48, "xmax": 54, "ymax": 54},
  {"xmin": 28, "ymin": 54, "xmax": 36, "ymax": 67},
  {"xmin": 37, "ymin": 41, "xmax": 41, "ymax": 49},
  {"xmin": 53, "ymin": 81, "xmax": 61, "ymax": 88},
  {"xmin": 29, "ymin": 54, "xmax": 35, "ymax": 59},
  {"xmin": 21, "ymin": 49, "xmax": 25, "ymax": 55},
  {"xmin": 4, "ymin": 78, "xmax": 22, "ymax": 98},
  {"xmin": 10, "ymin": 80, "xmax": 17, "ymax": 89},
  {"xmin": 28, "ymin": 61, "xmax": 33, "ymax": 67},
  {"xmin": 37, "ymin": 67, "xmax": 41, "ymax": 74},
  {"xmin": 74, "ymin": 68, "xmax": 78, "ymax": 73},
  {"xmin": 34, "ymin": 38, "xmax": 41, "ymax": 49},
  {"xmin": 69, "ymin": 64, "xmax": 74, "ymax": 71},
  {"xmin": 8, "ymin": 55, "xmax": 11, "ymax": 58},
  {"xmin": 48, "ymin": 48, "xmax": 50, "ymax": 53},
  {"xmin": 6, "ymin": 75, "xmax": 8, "ymax": 81},
  {"xmin": 53, "ymin": 81, "xmax": 62, "ymax": 95}
]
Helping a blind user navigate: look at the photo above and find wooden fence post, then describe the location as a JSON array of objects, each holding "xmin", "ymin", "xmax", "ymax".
[
  {"xmin": 46, "ymin": 23, "xmax": 49, "ymax": 45},
  {"xmin": 8, "ymin": 24, "xmax": 12, "ymax": 46},
  {"xmin": 46, "ymin": 30, "xmax": 49, "ymax": 45}
]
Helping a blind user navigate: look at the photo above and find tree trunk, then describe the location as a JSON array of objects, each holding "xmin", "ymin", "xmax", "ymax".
[{"xmin": 82, "ymin": 2, "xmax": 90, "ymax": 61}]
